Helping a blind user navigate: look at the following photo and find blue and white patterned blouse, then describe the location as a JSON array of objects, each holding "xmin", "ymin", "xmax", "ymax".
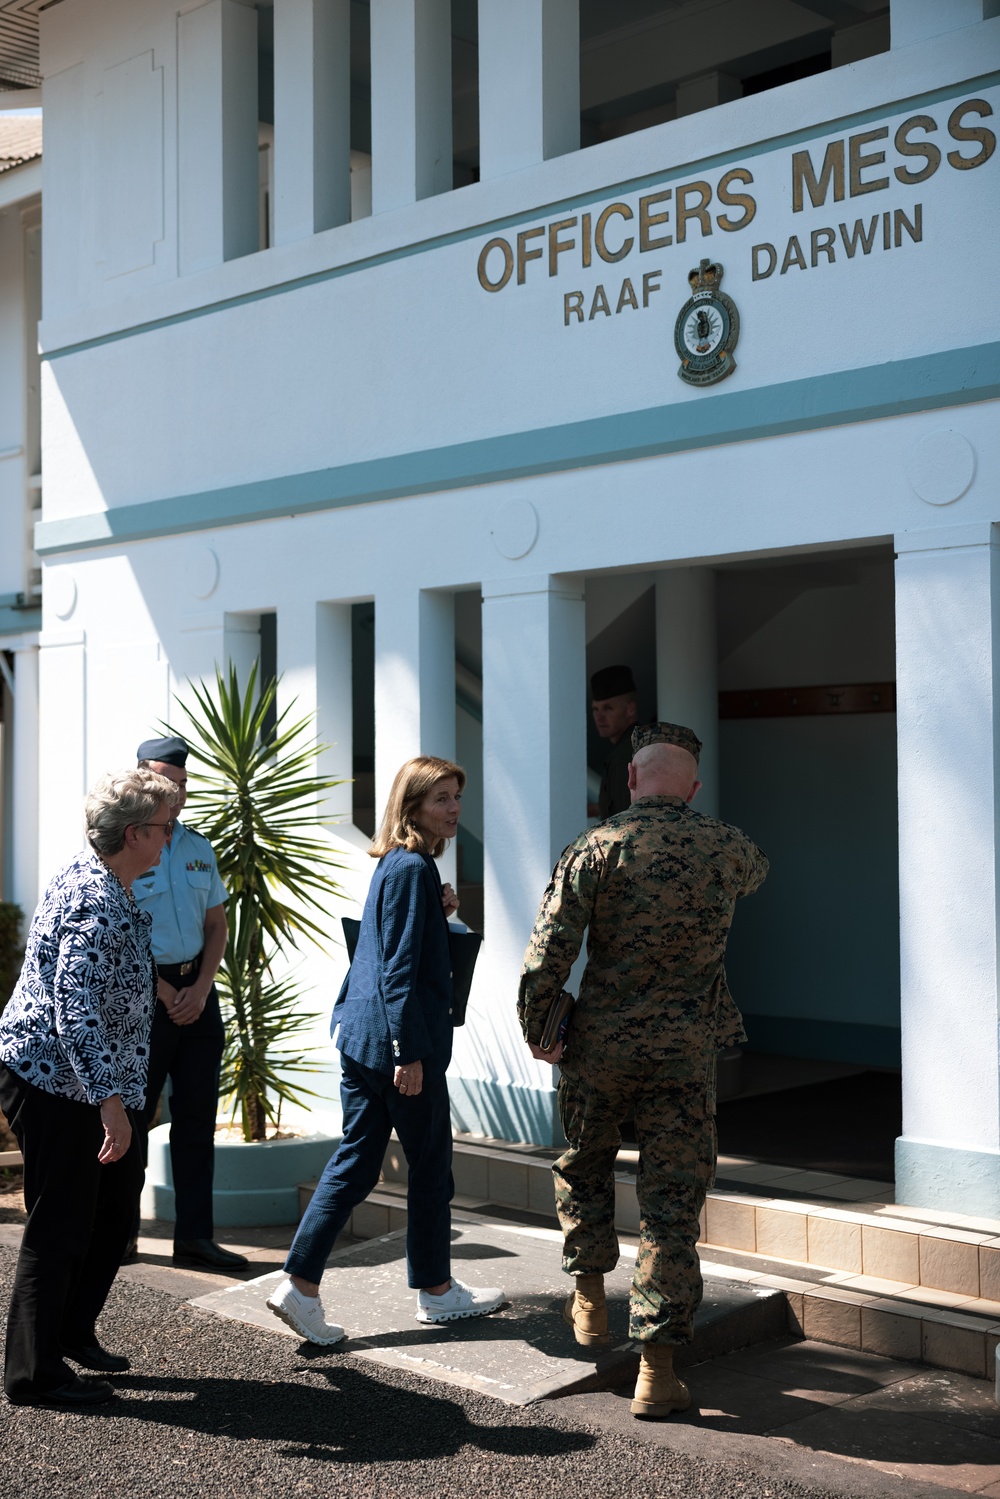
[{"xmin": 0, "ymin": 850, "xmax": 155, "ymax": 1110}]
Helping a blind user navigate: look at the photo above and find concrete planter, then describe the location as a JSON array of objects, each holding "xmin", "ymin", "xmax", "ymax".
[{"xmin": 140, "ymin": 1122, "xmax": 339, "ymax": 1227}]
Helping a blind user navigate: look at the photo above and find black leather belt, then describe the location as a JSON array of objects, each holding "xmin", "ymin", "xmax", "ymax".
[{"xmin": 157, "ymin": 952, "xmax": 203, "ymax": 985}]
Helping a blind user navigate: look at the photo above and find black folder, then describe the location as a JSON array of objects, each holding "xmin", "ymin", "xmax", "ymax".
[{"xmin": 341, "ymin": 917, "xmax": 483, "ymax": 1027}]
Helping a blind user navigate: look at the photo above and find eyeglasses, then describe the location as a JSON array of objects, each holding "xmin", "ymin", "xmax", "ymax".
[{"xmin": 141, "ymin": 820, "xmax": 175, "ymax": 835}]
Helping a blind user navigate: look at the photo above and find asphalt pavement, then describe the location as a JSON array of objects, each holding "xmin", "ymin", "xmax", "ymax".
[{"xmin": 0, "ymin": 1236, "xmax": 882, "ymax": 1499}]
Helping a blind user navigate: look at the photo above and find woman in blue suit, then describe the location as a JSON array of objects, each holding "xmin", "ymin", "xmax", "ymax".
[{"xmin": 268, "ymin": 756, "xmax": 503, "ymax": 1343}]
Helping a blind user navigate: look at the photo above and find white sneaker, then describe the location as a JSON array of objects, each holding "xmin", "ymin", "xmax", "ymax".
[
  {"xmin": 416, "ymin": 1277, "xmax": 505, "ymax": 1324},
  {"xmin": 266, "ymin": 1276, "xmax": 345, "ymax": 1345}
]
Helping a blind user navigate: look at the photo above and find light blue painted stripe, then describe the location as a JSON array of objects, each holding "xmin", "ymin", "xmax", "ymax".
[
  {"xmin": 34, "ymin": 342, "xmax": 1000, "ymax": 558},
  {"xmin": 448, "ymin": 1076, "xmax": 563, "ymax": 1149},
  {"xmin": 42, "ymin": 71, "xmax": 1000, "ymax": 363},
  {"xmin": 895, "ymin": 1137, "xmax": 1000, "ymax": 1217},
  {"xmin": 0, "ymin": 605, "xmax": 40, "ymax": 636}
]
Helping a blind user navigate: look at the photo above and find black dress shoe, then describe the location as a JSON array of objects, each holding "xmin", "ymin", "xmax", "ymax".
[
  {"xmin": 172, "ymin": 1238, "xmax": 250, "ymax": 1270},
  {"xmin": 63, "ymin": 1342, "xmax": 130, "ymax": 1373},
  {"xmin": 120, "ymin": 1235, "xmax": 139, "ymax": 1265},
  {"xmin": 11, "ymin": 1375, "xmax": 115, "ymax": 1407}
]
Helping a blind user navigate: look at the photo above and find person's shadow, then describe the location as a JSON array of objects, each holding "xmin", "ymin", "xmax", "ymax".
[{"xmin": 93, "ymin": 1363, "xmax": 597, "ymax": 1465}]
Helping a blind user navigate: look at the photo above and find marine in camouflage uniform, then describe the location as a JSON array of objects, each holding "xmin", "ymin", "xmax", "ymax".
[{"xmin": 518, "ymin": 722, "xmax": 768, "ymax": 1345}]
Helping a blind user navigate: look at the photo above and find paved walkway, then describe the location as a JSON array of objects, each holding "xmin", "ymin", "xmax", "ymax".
[
  {"xmin": 2, "ymin": 1217, "xmax": 1000, "ymax": 1495},
  {"xmin": 190, "ymin": 1219, "xmax": 786, "ymax": 1404}
]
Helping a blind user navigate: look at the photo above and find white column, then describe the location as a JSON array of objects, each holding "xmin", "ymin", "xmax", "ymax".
[
  {"xmin": 655, "ymin": 569, "xmax": 719, "ymax": 818},
  {"xmin": 449, "ymin": 575, "xmax": 584, "ymax": 1147},
  {"xmin": 478, "ymin": 0, "xmax": 579, "ymax": 181},
  {"xmin": 370, "ymin": 0, "xmax": 452, "ymax": 215},
  {"xmin": 0, "ymin": 664, "xmax": 12, "ymax": 901},
  {"xmin": 374, "ymin": 586, "xmax": 456, "ymax": 879},
  {"xmin": 11, "ymin": 643, "xmax": 39, "ymax": 917},
  {"xmin": 273, "ymin": 0, "xmax": 351, "ymax": 243},
  {"xmin": 224, "ymin": 612, "xmax": 261, "ymax": 692},
  {"xmin": 894, "ymin": 523, "xmax": 1000, "ymax": 1216},
  {"xmin": 316, "ymin": 601, "xmax": 355, "ymax": 826},
  {"xmin": 37, "ymin": 629, "xmax": 86, "ymax": 888},
  {"xmin": 891, "ymin": 0, "xmax": 990, "ymax": 49},
  {"xmin": 178, "ymin": 0, "xmax": 259, "ymax": 274}
]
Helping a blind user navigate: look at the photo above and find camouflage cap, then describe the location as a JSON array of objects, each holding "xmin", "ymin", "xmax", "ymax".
[{"xmin": 631, "ymin": 720, "xmax": 703, "ymax": 762}]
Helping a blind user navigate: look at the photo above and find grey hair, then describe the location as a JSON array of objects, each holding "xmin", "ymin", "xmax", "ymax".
[{"xmin": 85, "ymin": 768, "xmax": 182, "ymax": 856}]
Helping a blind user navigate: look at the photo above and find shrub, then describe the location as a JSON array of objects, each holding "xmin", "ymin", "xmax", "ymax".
[{"xmin": 0, "ymin": 903, "xmax": 22, "ymax": 1017}]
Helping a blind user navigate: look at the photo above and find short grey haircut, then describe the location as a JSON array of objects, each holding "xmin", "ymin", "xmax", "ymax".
[{"xmin": 85, "ymin": 769, "xmax": 181, "ymax": 856}]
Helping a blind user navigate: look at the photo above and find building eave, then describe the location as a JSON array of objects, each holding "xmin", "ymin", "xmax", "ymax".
[{"xmin": 0, "ymin": 152, "xmax": 39, "ymax": 209}]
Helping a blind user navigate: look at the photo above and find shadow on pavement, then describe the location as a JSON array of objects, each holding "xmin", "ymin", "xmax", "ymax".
[{"xmin": 91, "ymin": 1365, "xmax": 597, "ymax": 1465}]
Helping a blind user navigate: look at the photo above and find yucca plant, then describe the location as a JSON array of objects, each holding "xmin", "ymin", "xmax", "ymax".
[{"xmin": 168, "ymin": 663, "xmax": 347, "ymax": 1141}]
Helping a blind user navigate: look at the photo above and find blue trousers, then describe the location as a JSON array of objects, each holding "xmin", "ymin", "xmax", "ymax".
[{"xmin": 285, "ymin": 1053, "xmax": 454, "ymax": 1289}]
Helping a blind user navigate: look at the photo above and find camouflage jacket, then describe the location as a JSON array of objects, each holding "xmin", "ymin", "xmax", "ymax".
[{"xmin": 518, "ymin": 795, "xmax": 768, "ymax": 1061}]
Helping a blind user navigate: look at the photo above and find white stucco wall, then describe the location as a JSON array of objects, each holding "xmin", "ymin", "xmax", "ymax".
[{"xmin": 21, "ymin": 2, "xmax": 1000, "ymax": 1204}]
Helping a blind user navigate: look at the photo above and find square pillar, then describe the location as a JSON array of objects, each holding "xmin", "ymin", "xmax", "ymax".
[
  {"xmin": 374, "ymin": 586, "xmax": 456, "ymax": 879},
  {"xmin": 448, "ymin": 574, "xmax": 585, "ymax": 1147},
  {"xmin": 37, "ymin": 627, "xmax": 85, "ymax": 887},
  {"xmin": 316, "ymin": 601, "xmax": 355, "ymax": 827},
  {"xmin": 891, "ymin": 0, "xmax": 992, "ymax": 49},
  {"xmin": 894, "ymin": 523, "xmax": 1000, "ymax": 1216},
  {"xmin": 478, "ymin": 0, "xmax": 579, "ymax": 180},
  {"xmin": 370, "ymin": 0, "xmax": 452, "ymax": 214},
  {"xmin": 11, "ymin": 643, "xmax": 39, "ymax": 916},
  {"xmin": 655, "ymin": 569, "xmax": 719, "ymax": 819},
  {"xmin": 178, "ymin": 0, "xmax": 259, "ymax": 273},
  {"xmin": 273, "ymin": 0, "xmax": 351, "ymax": 243},
  {"xmin": 224, "ymin": 611, "xmax": 261, "ymax": 691}
]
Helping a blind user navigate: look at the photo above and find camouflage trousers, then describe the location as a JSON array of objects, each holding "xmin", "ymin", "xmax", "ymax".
[{"xmin": 554, "ymin": 1051, "xmax": 717, "ymax": 1344}]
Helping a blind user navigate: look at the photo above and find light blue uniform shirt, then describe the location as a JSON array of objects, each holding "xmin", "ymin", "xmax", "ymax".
[{"xmin": 133, "ymin": 821, "xmax": 227, "ymax": 964}]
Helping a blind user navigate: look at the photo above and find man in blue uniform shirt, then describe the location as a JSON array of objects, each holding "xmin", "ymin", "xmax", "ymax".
[{"xmin": 129, "ymin": 735, "xmax": 248, "ymax": 1271}]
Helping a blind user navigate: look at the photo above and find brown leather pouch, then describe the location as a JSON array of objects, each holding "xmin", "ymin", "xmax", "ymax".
[{"xmin": 539, "ymin": 990, "xmax": 575, "ymax": 1052}]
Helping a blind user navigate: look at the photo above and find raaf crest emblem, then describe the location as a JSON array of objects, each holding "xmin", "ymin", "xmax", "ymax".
[{"xmin": 674, "ymin": 258, "xmax": 740, "ymax": 387}]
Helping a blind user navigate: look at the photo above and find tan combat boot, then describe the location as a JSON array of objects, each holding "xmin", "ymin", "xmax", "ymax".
[
  {"xmin": 630, "ymin": 1343, "xmax": 691, "ymax": 1417},
  {"xmin": 563, "ymin": 1272, "xmax": 610, "ymax": 1346}
]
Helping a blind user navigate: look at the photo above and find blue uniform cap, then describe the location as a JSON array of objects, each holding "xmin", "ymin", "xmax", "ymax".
[{"xmin": 137, "ymin": 735, "xmax": 189, "ymax": 768}]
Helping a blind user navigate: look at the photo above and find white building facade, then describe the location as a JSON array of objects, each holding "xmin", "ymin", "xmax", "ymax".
[
  {"xmin": 0, "ymin": 115, "xmax": 41, "ymax": 928},
  {"xmin": 4, "ymin": 0, "xmax": 1000, "ymax": 1214}
]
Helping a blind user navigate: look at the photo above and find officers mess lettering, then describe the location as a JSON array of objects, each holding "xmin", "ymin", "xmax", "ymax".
[{"xmin": 473, "ymin": 97, "xmax": 994, "ymax": 328}]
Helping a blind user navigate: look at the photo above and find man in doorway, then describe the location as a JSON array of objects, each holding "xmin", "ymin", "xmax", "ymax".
[
  {"xmin": 518, "ymin": 722, "xmax": 767, "ymax": 1418},
  {"xmin": 129, "ymin": 735, "xmax": 248, "ymax": 1272},
  {"xmin": 587, "ymin": 664, "xmax": 639, "ymax": 819}
]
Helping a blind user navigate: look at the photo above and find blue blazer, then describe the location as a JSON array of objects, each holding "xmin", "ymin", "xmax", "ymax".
[{"xmin": 332, "ymin": 846, "xmax": 454, "ymax": 1077}]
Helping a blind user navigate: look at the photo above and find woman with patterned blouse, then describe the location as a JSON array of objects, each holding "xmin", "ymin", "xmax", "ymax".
[{"xmin": 0, "ymin": 767, "xmax": 180, "ymax": 1408}]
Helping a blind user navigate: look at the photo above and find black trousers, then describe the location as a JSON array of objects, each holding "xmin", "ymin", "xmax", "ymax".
[
  {"xmin": 0, "ymin": 1063, "xmax": 142, "ymax": 1401},
  {"xmin": 137, "ymin": 986, "xmax": 224, "ymax": 1241}
]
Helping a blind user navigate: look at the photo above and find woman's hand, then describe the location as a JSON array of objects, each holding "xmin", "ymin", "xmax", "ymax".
[
  {"xmin": 394, "ymin": 1060, "xmax": 424, "ymax": 1097},
  {"xmin": 98, "ymin": 1094, "xmax": 132, "ymax": 1164},
  {"xmin": 441, "ymin": 883, "xmax": 459, "ymax": 918}
]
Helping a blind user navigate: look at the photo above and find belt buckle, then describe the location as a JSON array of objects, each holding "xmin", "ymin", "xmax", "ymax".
[{"xmin": 179, "ymin": 959, "xmax": 195, "ymax": 977}]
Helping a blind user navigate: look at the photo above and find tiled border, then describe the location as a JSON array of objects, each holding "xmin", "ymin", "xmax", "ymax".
[
  {"xmin": 303, "ymin": 1136, "xmax": 1000, "ymax": 1313},
  {"xmin": 292, "ymin": 1136, "xmax": 1000, "ymax": 1382}
]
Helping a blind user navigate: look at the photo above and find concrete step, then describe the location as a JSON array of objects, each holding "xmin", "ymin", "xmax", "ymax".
[{"xmin": 298, "ymin": 1133, "xmax": 1000, "ymax": 1382}]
